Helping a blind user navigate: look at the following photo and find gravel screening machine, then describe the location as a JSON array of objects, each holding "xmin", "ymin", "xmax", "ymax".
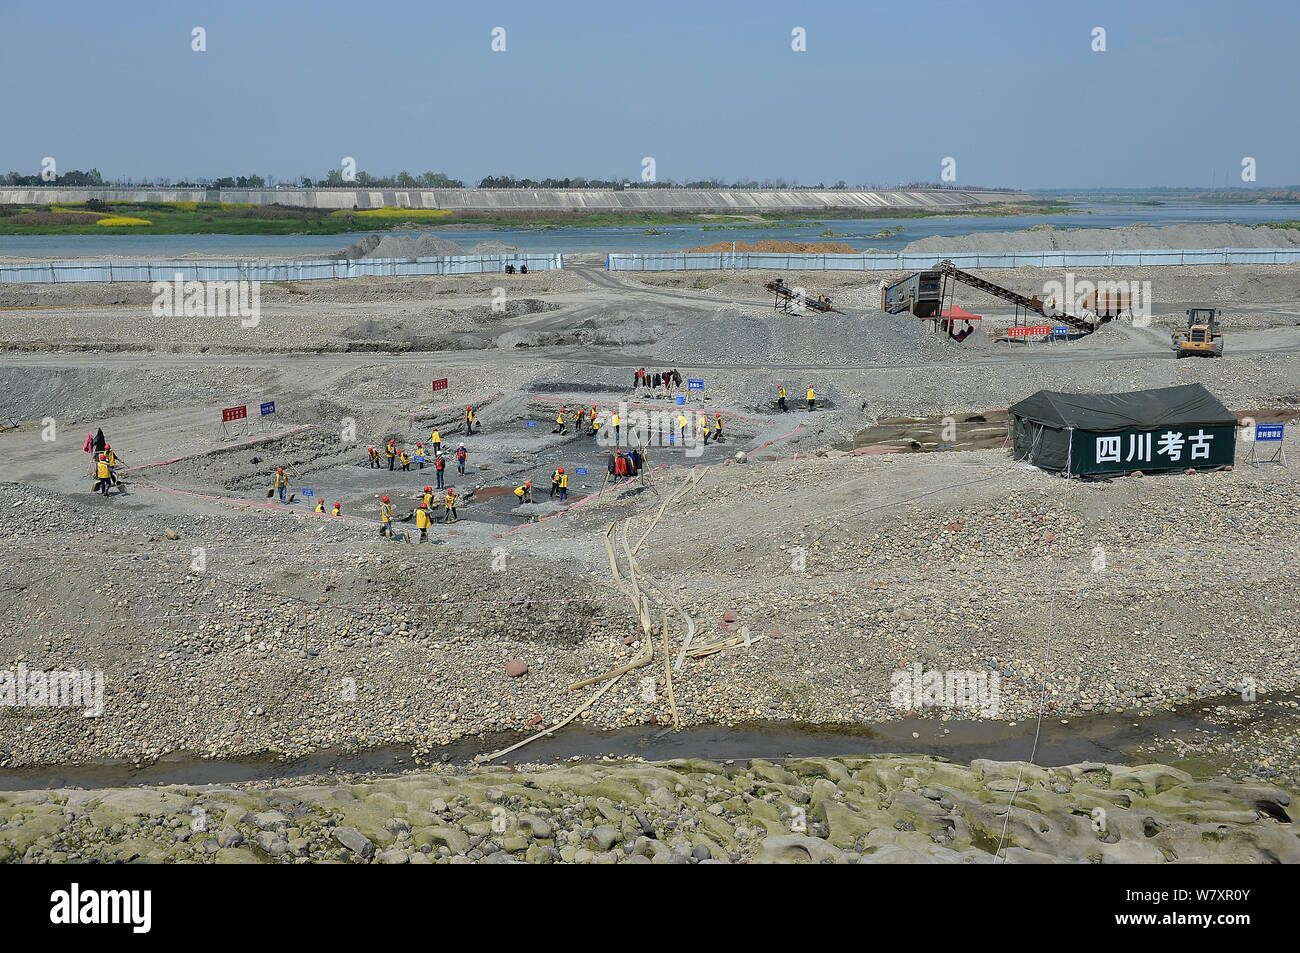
[
  {"xmin": 766, "ymin": 278, "xmax": 843, "ymax": 314},
  {"xmin": 881, "ymin": 260, "xmax": 1099, "ymax": 336}
]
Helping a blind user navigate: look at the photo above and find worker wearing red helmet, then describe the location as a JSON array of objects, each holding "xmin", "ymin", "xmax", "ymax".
[
  {"xmin": 367, "ymin": 446, "xmax": 380, "ymax": 469},
  {"xmin": 514, "ymin": 480, "xmax": 532, "ymax": 505},
  {"xmin": 331, "ymin": 502, "xmax": 341, "ymax": 516},
  {"xmin": 379, "ymin": 496, "xmax": 394, "ymax": 539},
  {"xmin": 274, "ymin": 466, "xmax": 288, "ymax": 503},
  {"xmin": 415, "ymin": 501, "xmax": 433, "ymax": 542},
  {"xmin": 422, "ymin": 486, "xmax": 434, "ymax": 508},
  {"xmin": 443, "ymin": 486, "xmax": 459, "ymax": 523},
  {"xmin": 557, "ymin": 467, "xmax": 569, "ymax": 502}
]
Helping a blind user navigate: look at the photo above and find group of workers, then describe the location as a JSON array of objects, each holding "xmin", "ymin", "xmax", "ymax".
[
  {"xmin": 503, "ymin": 263, "xmax": 529, "ymax": 274},
  {"xmin": 368, "ymin": 431, "xmax": 469, "ymax": 489},
  {"xmin": 775, "ymin": 384, "xmax": 816, "ymax": 412}
]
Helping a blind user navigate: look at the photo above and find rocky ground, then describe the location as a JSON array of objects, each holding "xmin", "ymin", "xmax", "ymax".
[
  {"xmin": 1, "ymin": 248, "xmax": 1298, "ymax": 864},
  {"xmin": 2, "ymin": 756, "xmax": 1296, "ymax": 864}
]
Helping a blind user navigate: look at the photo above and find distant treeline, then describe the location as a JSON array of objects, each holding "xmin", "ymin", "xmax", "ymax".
[{"xmin": 1, "ymin": 169, "xmax": 1021, "ymax": 191}]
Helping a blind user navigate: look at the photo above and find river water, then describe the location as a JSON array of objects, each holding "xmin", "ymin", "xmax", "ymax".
[
  {"xmin": 1, "ymin": 690, "xmax": 1286, "ymax": 791},
  {"xmin": 2, "ymin": 203, "xmax": 1297, "ymax": 260}
]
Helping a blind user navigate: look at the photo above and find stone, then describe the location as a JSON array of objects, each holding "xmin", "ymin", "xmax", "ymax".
[
  {"xmin": 333, "ymin": 826, "xmax": 375, "ymax": 860},
  {"xmin": 505, "ymin": 659, "xmax": 529, "ymax": 678}
]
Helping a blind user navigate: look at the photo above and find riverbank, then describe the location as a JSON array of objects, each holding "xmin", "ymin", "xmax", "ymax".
[
  {"xmin": 2, "ymin": 754, "xmax": 1295, "ymax": 863},
  {"xmin": 0, "ymin": 201, "xmax": 1067, "ymax": 236}
]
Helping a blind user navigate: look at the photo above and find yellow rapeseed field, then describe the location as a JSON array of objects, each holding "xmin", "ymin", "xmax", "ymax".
[
  {"xmin": 339, "ymin": 207, "xmax": 451, "ymax": 220},
  {"xmin": 94, "ymin": 216, "xmax": 153, "ymax": 226}
]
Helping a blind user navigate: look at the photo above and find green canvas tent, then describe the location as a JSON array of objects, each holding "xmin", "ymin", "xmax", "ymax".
[{"xmin": 1009, "ymin": 383, "xmax": 1237, "ymax": 476}]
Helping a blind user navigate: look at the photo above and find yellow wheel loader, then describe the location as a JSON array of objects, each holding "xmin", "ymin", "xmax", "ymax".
[{"xmin": 1174, "ymin": 308, "xmax": 1224, "ymax": 359}]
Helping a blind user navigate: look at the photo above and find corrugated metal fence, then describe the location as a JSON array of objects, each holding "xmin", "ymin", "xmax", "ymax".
[
  {"xmin": 607, "ymin": 248, "xmax": 1300, "ymax": 272},
  {"xmin": 0, "ymin": 254, "xmax": 563, "ymax": 283}
]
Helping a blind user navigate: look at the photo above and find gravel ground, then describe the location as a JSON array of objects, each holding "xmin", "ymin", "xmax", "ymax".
[
  {"xmin": 1, "ymin": 256, "xmax": 1298, "ymax": 840},
  {"xmin": 903, "ymin": 223, "xmax": 1300, "ymax": 253}
]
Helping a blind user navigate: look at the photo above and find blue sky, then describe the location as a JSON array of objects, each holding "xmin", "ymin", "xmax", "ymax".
[{"xmin": 2, "ymin": 0, "xmax": 1296, "ymax": 188}]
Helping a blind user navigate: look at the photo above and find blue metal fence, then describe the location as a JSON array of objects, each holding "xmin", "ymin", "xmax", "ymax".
[
  {"xmin": 0, "ymin": 254, "xmax": 563, "ymax": 283},
  {"xmin": 606, "ymin": 248, "xmax": 1300, "ymax": 272}
]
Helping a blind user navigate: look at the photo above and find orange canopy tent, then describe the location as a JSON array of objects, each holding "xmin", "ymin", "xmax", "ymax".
[{"xmin": 940, "ymin": 304, "xmax": 982, "ymax": 321}]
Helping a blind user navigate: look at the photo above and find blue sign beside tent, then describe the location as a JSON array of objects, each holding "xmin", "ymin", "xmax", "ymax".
[{"xmin": 1256, "ymin": 423, "xmax": 1284, "ymax": 442}]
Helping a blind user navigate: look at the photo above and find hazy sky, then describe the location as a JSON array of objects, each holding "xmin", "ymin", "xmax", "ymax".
[{"xmin": 3, "ymin": 0, "xmax": 1296, "ymax": 189}]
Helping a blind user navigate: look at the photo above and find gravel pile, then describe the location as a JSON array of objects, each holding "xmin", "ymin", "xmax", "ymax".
[{"xmin": 904, "ymin": 223, "xmax": 1300, "ymax": 254}]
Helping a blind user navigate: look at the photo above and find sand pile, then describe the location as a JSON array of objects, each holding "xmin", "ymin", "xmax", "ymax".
[
  {"xmin": 334, "ymin": 233, "xmax": 520, "ymax": 259},
  {"xmin": 684, "ymin": 239, "xmax": 860, "ymax": 254},
  {"xmin": 904, "ymin": 223, "xmax": 1300, "ymax": 255}
]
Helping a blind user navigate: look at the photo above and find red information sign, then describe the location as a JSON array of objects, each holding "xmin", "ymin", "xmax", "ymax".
[
  {"xmin": 432, "ymin": 378, "xmax": 449, "ymax": 393},
  {"xmin": 1008, "ymin": 326, "xmax": 1029, "ymax": 338},
  {"xmin": 222, "ymin": 405, "xmax": 248, "ymax": 422},
  {"xmin": 1029, "ymin": 325, "xmax": 1051, "ymax": 336}
]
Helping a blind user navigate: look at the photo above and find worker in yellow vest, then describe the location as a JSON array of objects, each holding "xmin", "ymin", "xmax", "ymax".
[
  {"xmin": 422, "ymin": 485, "xmax": 434, "ymax": 508},
  {"xmin": 556, "ymin": 408, "xmax": 567, "ymax": 434},
  {"xmin": 574, "ymin": 407, "xmax": 585, "ymax": 432},
  {"xmin": 777, "ymin": 384, "xmax": 787, "ymax": 412},
  {"xmin": 399, "ymin": 449, "xmax": 411, "ymax": 471},
  {"xmin": 807, "ymin": 387, "xmax": 816, "ymax": 411},
  {"xmin": 415, "ymin": 441, "xmax": 426, "ymax": 469},
  {"xmin": 95, "ymin": 452, "xmax": 112, "ymax": 496},
  {"xmin": 514, "ymin": 480, "xmax": 532, "ymax": 505},
  {"xmin": 315, "ymin": 499, "xmax": 326, "ymax": 514},
  {"xmin": 430, "ymin": 429, "xmax": 441, "ymax": 455},
  {"xmin": 273, "ymin": 466, "xmax": 289, "ymax": 503},
  {"xmin": 379, "ymin": 496, "xmax": 394, "ymax": 539},
  {"xmin": 677, "ymin": 412, "xmax": 687, "ymax": 440},
  {"xmin": 331, "ymin": 502, "xmax": 341, "ymax": 516},
  {"xmin": 714, "ymin": 413, "xmax": 724, "ymax": 441},
  {"xmin": 698, "ymin": 413, "xmax": 710, "ymax": 446},
  {"xmin": 591, "ymin": 410, "xmax": 601, "ymax": 435},
  {"xmin": 443, "ymin": 487, "xmax": 459, "ymax": 523},
  {"xmin": 367, "ymin": 446, "xmax": 380, "ymax": 468},
  {"xmin": 415, "ymin": 502, "xmax": 433, "ymax": 542},
  {"xmin": 612, "ymin": 410, "xmax": 620, "ymax": 443},
  {"xmin": 557, "ymin": 467, "xmax": 569, "ymax": 502},
  {"xmin": 385, "ymin": 439, "xmax": 396, "ymax": 470}
]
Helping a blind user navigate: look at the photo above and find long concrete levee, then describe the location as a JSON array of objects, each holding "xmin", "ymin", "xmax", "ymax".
[{"xmin": 0, "ymin": 187, "xmax": 1032, "ymax": 212}]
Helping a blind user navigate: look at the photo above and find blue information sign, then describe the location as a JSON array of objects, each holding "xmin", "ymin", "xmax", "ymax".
[
  {"xmin": 260, "ymin": 401, "xmax": 276, "ymax": 416},
  {"xmin": 1052, "ymin": 326, "xmax": 1069, "ymax": 338},
  {"xmin": 302, "ymin": 489, "xmax": 314, "ymax": 497},
  {"xmin": 575, "ymin": 467, "xmax": 588, "ymax": 475},
  {"xmin": 687, "ymin": 379, "xmax": 704, "ymax": 390},
  {"xmin": 1256, "ymin": 423, "xmax": 1284, "ymax": 442},
  {"xmin": 526, "ymin": 420, "xmax": 537, "ymax": 428}
]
